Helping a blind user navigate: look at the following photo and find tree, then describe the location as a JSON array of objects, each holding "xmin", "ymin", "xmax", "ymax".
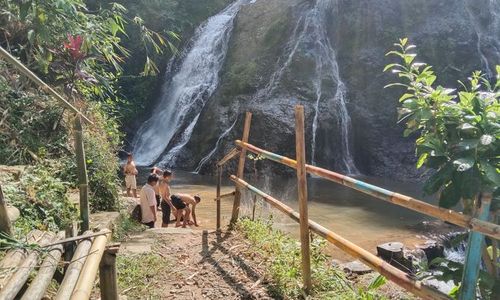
[{"xmin": 384, "ymin": 38, "xmax": 499, "ymax": 214}]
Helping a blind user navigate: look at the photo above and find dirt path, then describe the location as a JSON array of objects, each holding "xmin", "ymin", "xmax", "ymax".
[{"xmin": 120, "ymin": 228, "xmax": 274, "ymax": 299}]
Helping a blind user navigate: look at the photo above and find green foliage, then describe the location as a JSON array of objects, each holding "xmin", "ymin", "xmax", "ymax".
[
  {"xmin": 112, "ymin": 212, "xmax": 146, "ymax": 241},
  {"xmin": 116, "ymin": 253, "xmax": 171, "ymax": 299},
  {"xmin": 59, "ymin": 103, "xmax": 123, "ymax": 212},
  {"xmin": 0, "ymin": 66, "xmax": 69, "ymax": 164},
  {"xmin": 2, "ymin": 164, "xmax": 78, "ymax": 235},
  {"xmin": 427, "ymin": 257, "xmax": 500, "ymax": 299},
  {"xmin": 237, "ymin": 218, "xmax": 367, "ymax": 299},
  {"xmin": 385, "ymin": 38, "xmax": 500, "ymax": 211}
]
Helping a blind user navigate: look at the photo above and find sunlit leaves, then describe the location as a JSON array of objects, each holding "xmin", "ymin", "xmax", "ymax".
[{"xmin": 385, "ymin": 38, "xmax": 500, "ymax": 210}]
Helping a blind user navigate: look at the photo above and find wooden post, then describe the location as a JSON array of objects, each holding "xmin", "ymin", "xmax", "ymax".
[
  {"xmin": 0, "ymin": 185, "xmax": 13, "ymax": 236},
  {"xmin": 295, "ymin": 105, "xmax": 311, "ymax": 293},
  {"xmin": 71, "ymin": 231, "xmax": 110, "ymax": 300},
  {"xmin": 230, "ymin": 175, "xmax": 450, "ymax": 300},
  {"xmin": 74, "ymin": 116, "xmax": 89, "ymax": 232},
  {"xmin": 99, "ymin": 244, "xmax": 120, "ymax": 300},
  {"xmin": 460, "ymin": 193, "xmax": 492, "ymax": 300},
  {"xmin": 230, "ymin": 112, "xmax": 252, "ymax": 225},
  {"xmin": 55, "ymin": 231, "xmax": 93, "ymax": 300},
  {"xmin": 234, "ymin": 140, "xmax": 500, "ymax": 240},
  {"xmin": 216, "ymin": 165, "xmax": 222, "ymax": 231}
]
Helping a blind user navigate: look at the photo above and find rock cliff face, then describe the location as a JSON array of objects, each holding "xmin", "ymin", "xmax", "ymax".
[{"xmin": 133, "ymin": 0, "xmax": 499, "ymax": 180}]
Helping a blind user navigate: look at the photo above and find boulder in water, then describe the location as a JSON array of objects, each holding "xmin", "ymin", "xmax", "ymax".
[{"xmin": 417, "ymin": 240, "xmax": 445, "ymax": 264}]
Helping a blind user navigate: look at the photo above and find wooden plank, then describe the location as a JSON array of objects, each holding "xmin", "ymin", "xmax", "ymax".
[
  {"xmin": 0, "ymin": 46, "xmax": 92, "ymax": 124},
  {"xmin": 217, "ymin": 148, "xmax": 240, "ymax": 167},
  {"xmin": 0, "ymin": 185, "xmax": 12, "ymax": 236},
  {"xmin": 71, "ymin": 230, "xmax": 111, "ymax": 300},
  {"xmin": 234, "ymin": 140, "xmax": 500, "ymax": 240},
  {"xmin": 0, "ymin": 231, "xmax": 54, "ymax": 300},
  {"xmin": 21, "ymin": 231, "xmax": 66, "ymax": 300},
  {"xmin": 74, "ymin": 117, "xmax": 89, "ymax": 233},
  {"xmin": 459, "ymin": 193, "xmax": 492, "ymax": 300},
  {"xmin": 230, "ymin": 112, "xmax": 252, "ymax": 225},
  {"xmin": 55, "ymin": 231, "xmax": 93, "ymax": 300},
  {"xmin": 230, "ymin": 175, "xmax": 450, "ymax": 300},
  {"xmin": 216, "ymin": 166, "xmax": 222, "ymax": 231},
  {"xmin": 99, "ymin": 246, "xmax": 120, "ymax": 300},
  {"xmin": 294, "ymin": 105, "xmax": 311, "ymax": 293}
]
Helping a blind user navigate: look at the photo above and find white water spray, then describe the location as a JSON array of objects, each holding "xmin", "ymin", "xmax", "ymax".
[
  {"xmin": 131, "ymin": 0, "xmax": 249, "ymax": 166},
  {"xmin": 261, "ymin": 0, "xmax": 358, "ymax": 174}
]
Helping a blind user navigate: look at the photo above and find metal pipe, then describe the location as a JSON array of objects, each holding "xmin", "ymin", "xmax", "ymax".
[
  {"xmin": 235, "ymin": 140, "xmax": 500, "ymax": 240},
  {"xmin": 230, "ymin": 175, "xmax": 450, "ymax": 300}
]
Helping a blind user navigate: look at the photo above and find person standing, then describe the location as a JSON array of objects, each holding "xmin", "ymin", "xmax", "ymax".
[
  {"xmin": 139, "ymin": 174, "xmax": 159, "ymax": 228},
  {"xmin": 123, "ymin": 153, "xmax": 138, "ymax": 198},
  {"xmin": 150, "ymin": 167, "xmax": 162, "ymax": 209},
  {"xmin": 158, "ymin": 170, "xmax": 176, "ymax": 227}
]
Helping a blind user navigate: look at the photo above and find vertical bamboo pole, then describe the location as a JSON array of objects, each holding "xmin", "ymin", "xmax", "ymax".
[
  {"xmin": 230, "ymin": 112, "xmax": 252, "ymax": 225},
  {"xmin": 295, "ymin": 105, "xmax": 311, "ymax": 293},
  {"xmin": 460, "ymin": 192, "xmax": 492, "ymax": 300},
  {"xmin": 74, "ymin": 116, "xmax": 89, "ymax": 232},
  {"xmin": 0, "ymin": 185, "xmax": 13, "ymax": 236},
  {"xmin": 99, "ymin": 245, "xmax": 120, "ymax": 300},
  {"xmin": 216, "ymin": 165, "xmax": 222, "ymax": 231}
]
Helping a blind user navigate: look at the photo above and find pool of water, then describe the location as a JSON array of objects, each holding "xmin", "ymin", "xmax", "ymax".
[{"xmin": 134, "ymin": 168, "xmax": 443, "ymax": 260}]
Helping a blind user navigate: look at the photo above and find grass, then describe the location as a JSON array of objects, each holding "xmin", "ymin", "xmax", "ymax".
[
  {"xmin": 236, "ymin": 218, "xmax": 390, "ymax": 299},
  {"xmin": 112, "ymin": 212, "xmax": 147, "ymax": 242},
  {"xmin": 116, "ymin": 253, "xmax": 171, "ymax": 299},
  {"xmin": 236, "ymin": 218, "xmax": 355, "ymax": 299}
]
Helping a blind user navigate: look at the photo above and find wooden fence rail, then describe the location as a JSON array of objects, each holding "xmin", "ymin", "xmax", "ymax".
[
  {"xmin": 234, "ymin": 140, "xmax": 500, "ymax": 240},
  {"xmin": 230, "ymin": 175, "xmax": 450, "ymax": 300},
  {"xmin": 217, "ymin": 106, "xmax": 498, "ymax": 299}
]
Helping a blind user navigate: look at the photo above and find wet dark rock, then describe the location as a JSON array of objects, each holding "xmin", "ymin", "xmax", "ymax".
[
  {"xmin": 376, "ymin": 242, "xmax": 414, "ymax": 273},
  {"xmin": 133, "ymin": 0, "xmax": 500, "ymax": 180},
  {"xmin": 417, "ymin": 240, "xmax": 445, "ymax": 263}
]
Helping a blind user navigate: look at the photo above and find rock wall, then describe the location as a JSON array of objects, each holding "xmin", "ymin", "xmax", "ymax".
[{"xmin": 139, "ymin": 0, "xmax": 500, "ymax": 180}]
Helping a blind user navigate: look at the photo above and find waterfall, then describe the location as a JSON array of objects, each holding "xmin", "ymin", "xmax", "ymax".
[
  {"xmin": 465, "ymin": 0, "xmax": 500, "ymax": 78},
  {"xmin": 192, "ymin": 118, "xmax": 238, "ymax": 173},
  {"xmin": 259, "ymin": 0, "xmax": 358, "ymax": 174},
  {"xmin": 131, "ymin": 0, "xmax": 249, "ymax": 166}
]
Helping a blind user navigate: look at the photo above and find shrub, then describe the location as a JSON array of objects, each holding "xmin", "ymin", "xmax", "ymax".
[
  {"xmin": 385, "ymin": 38, "xmax": 499, "ymax": 212},
  {"xmin": 3, "ymin": 164, "xmax": 78, "ymax": 235}
]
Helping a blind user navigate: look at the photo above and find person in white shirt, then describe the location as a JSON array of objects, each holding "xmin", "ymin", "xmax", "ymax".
[{"xmin": 139, "ymin": 174, "xmax": 159, "ymax": 228}]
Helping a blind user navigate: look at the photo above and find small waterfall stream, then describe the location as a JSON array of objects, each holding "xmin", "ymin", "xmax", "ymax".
[
  {"xmin": 192, "ymin": 118, "xmax": 238, "ymax": 173},
  {"xmin": 465, "ymin": 0, "xmax": 500, "ymax": 78},
  {"xmin": 131, "ymin": 0, "xmax": 249, "ymax": 166},
  {"xmin": 258, "ymin": 0, "xmax": 358, "ymax": 174}
]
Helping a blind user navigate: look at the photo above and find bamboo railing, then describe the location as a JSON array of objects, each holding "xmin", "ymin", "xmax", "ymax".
[
  {"xmin": 231, "ymin": 175, "xmax": 449, "ymax": 300},
  {"xmin": 0, "ymin": 46, "xmax": 92, "ymax": 234},
  {"xmin": 217, "ymin": 105, "xmax": 498, "ymax": 299},
  {"xmin": 234, "ymin": 140, "xmax": 500, "ymax": 240}
]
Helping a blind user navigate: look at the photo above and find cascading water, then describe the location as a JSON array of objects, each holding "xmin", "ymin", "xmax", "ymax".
[
  {"xmin": 465, "ymin": 0, "xmax": 500, "ymax": 78},
  {"xmin": 192, "ymin": 118, "xmax": 238, "ymax": 173},
  {"xmin": 257, "ymin": 0, "xmax": 358, "ymax": 174},
  {"xmin": 131, "ymin": 0, "xmax": 249, "ymax": 166}
]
